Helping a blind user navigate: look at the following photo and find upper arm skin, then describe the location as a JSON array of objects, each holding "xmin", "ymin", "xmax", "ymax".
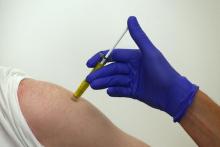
[{"xmin": 18, "ymin": 79, "xmax": 148, "ymax": 147}]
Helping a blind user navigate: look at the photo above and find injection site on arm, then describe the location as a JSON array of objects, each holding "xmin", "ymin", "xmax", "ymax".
[{"xmin": 18, "ymin": 79, "xmax": 149, "ymax": 147}]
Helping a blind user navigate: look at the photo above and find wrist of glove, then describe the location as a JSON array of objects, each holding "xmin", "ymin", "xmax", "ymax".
[
  {"xmin": 86, "ymin": 16, "xmax": 199, "ymax": 122},
  {"xmin": 165, "ymin": 76, "xmax": 199, "ymax": 122}
]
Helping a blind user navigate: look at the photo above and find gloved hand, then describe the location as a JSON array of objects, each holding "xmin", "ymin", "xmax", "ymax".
[{"xmin": 86, "ymin": 16, "xmax": 199, "ymax": 122}]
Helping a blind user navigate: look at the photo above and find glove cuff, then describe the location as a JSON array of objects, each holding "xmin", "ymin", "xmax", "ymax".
[{"xmin": 167, "ymin": 76, "xmax": 199, "ymax": 122}]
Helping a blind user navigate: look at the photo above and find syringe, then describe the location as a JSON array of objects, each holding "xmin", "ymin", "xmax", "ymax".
[{"xmin": 72, "ymin": 27, "xmax": 128, "ymax": 101}]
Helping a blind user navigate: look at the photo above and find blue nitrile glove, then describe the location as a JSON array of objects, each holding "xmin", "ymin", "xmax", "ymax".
[{"xmin": 86, "ymin": 16, "xmax": 199, "ymax": 122}]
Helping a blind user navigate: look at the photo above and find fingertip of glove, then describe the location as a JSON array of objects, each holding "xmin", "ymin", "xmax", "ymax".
[
  {"xmin": 127, "ymin": 16, "xmax": 143, "ymax": 40},
  {"xmin": 128, "ymin": 16, "xmax": 137, "ymax": 22},
  {"xmin": 107, "ymin": 87, "xmax": 117, "ymax": 97},
  {"xmin": 107, "ymin": 88, "xmax": 113, "ymax": 96},
  {"xmin": 86, "ymin": 75, "xmax": 92, "ymax": 83},
  {"xmin": 86, "ymin": 60, "xmax": 93, "ymax": 68},
  {"xmin": 90, "ymin": 81, "xmax": 98, "ymax": 90},
  {"xmin": 127, "ymin": 16, "xmax": 138, "ymax": 27}
]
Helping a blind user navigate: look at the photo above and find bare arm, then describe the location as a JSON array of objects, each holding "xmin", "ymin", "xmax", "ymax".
[
  {"xmin": 180, "ymin": 90, "xmax": 220, "ymax": 146},
  {"xmin": 18, "ymin": 79, "xmax": 148, "ymax": 147}
]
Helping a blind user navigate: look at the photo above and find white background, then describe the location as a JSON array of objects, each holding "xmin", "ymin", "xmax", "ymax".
[{"xmin": 0, "ymin": 0, "xmax": 219, "ymax": 146}]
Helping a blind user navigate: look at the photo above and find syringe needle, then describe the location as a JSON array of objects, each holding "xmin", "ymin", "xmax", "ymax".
[{"xmin": 101, "ymin": 27, "xmax": 128, "ymax": 64}]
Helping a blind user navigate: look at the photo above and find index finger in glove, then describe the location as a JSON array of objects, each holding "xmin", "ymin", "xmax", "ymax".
[{"xmin": 86, "ymin": 49, "xmax": 141, "ymax": 67}]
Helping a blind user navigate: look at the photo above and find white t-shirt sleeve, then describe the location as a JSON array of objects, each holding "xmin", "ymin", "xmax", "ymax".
[{"xmin": 0, "ymin": 66, "xmax": 43, "ymax": 147}]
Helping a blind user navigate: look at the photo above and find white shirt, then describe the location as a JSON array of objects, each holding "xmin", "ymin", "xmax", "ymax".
[{"xmin": 0, "ymin": 66, "xmax": 43, "ymax": 147}]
